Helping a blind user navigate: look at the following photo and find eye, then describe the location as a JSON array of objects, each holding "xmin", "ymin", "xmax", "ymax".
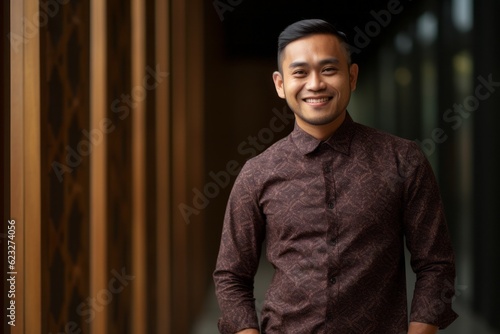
[
  {"xmin": 322, "ymin": 67, "xmax": 338, "ymax": 75},
  {"xmin": 292, "ymin": 70, "xmax": 307, "ymax": 77}
]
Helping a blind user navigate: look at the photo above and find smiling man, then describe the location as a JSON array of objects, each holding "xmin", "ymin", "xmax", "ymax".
[
  {"xmin": 214, "ymin": 19, "xmax": 458, "ymax": 334},
  {"xmin": 273, "ymin": 29, "xmax": 357, "ymax": 141}
]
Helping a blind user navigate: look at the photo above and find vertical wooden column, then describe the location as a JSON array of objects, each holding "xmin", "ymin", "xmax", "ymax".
[
  {"xmin": 8, "ymin": 102, "xmax": 25, "ymax": 334},
  {"xmin": 90, "ymin": 0, "xmax": 108, "ymax": 332},
  {"xmin": 186, "ymin": 0, "xmax": 206, "ymax": 320},
  {"xmin": 106, "ymin": 0, "xmax": 133, "ymax": 332},
  {"xmin": 10, "ymin": 0, "xmax": 42, "ymax": 332},
  {"xmin": 23, "ymin": 0, "xmax": 42, "ymax": 331},
  {"xmin": 40, "ymin": 0, "xmax": 91, "ymax": 331},
  {"xmin": 155, "ymin": 0, "xmax": 171, "ymax": 332},
  {"xmin": 1, "ymin": 3, "xmax": 10, "ymax": 332},
  {"xmin": 171, "ymin": 0, "xmax": 205, "ymax": 331},
  {"xmin": 9, "ymin": 1, "xmax": 25, "ymax": 332},
  {"xmin": 131, "ymin": 0, "xmax": 147, "ymax": 332},
  {"xmin": 171, "ymin": 0, "xmax": 189, "ymax": 330}
]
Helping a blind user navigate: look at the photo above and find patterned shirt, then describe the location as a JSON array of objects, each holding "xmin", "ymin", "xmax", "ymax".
[{"xmin": 214, "ymin": 113, "xmax": 458, "ymax": 333}]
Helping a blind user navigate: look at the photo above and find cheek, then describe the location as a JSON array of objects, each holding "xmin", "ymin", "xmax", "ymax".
[
  {"xmin": 331, "ymin": 79, "xmax": 351, "ymax": 96},
  {"xmin": 284, "ymin": 81, "xmax": 302, "ymax": 98}
]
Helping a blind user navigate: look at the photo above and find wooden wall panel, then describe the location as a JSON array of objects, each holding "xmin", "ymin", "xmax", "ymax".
[
  {"xmin": 171, "ymin": 0, "xmax": 190, "ymax": 331},
  {"xmin": 90, "ymin": 0, "xmax": 108, "ymax": 332},
  {"xmin": 186, "ymin": 0, "xmax": 206, "ymax": 321},
  {"xmin": 21, "ymin": 0, "xmax": 42, "ymax": 326},
  {"xmin": 145, "ymin": 0, "xmax": 159, "ymax": 332},
  {"xmin": 40, "ymin": 1, "xmax": 91, "ymax": 332},
  {"xmin": 1, "ymin": 1, "xmax": 10, "ymax": 330},
  {"xmin": 8, "ymin": 0, "xmax": 209, "ymax": 333},
  {"xmin": 171, "ymin": 0, "xmax": 206, "ymax": 331},
  {"xmin": 9, "ymin": 2, "xmax": 44, "ymax": 332},
  {"xmin": 106, "ymin": 0, "xmax": 133, "ymax": 332},
  {"xmin": 154, "ymin": 0, "xmax": 172, "ymax": 332},
  {"xmin": 131, "ymin": 0, "xmax": 147, "ymax": 331},
  {"xmin": 9, "ymin": 0, "xmax": 26, "ymax": 331}
]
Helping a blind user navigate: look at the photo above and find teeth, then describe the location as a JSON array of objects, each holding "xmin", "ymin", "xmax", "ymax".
[{"xmin": 305, "ymin": 97, "xmax": 330, "ymax": 103}]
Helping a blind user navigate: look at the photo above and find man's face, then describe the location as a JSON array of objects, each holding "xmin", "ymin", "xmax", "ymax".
[{"xmin": 273, "ymin": 34, "xmax": 359, "ymax": 136}]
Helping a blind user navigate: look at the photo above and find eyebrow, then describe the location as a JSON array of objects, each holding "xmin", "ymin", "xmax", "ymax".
[{"xmin": 288, "ymin": 57, "xmax": 340, "ymax": 69}]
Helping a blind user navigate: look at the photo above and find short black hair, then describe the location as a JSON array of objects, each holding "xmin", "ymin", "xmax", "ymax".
[{"xmin": 277, "ymin": 19, "xmax": 351, "ymax": 72}]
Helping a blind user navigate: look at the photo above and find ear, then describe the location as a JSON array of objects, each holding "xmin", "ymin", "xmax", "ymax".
[
  {"xmin": 349, "ymin": 63, "xmax": 359, "ymax": 92},
  {"xmin": 272, "ymin": 71, "xmax": 286, "ymax": 99}
]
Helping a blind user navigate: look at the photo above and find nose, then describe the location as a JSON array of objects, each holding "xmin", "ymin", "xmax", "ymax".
[{"xmin": 306, "ymin": 72, "xmax": 326, "ymax": 91}]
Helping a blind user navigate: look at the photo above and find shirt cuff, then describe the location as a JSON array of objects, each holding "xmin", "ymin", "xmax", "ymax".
[
  {"xmin": 410, "ymin": 295, "xmax": 459, "ymax": 329},
  {"xmin": 217, "ymin": 309, "xmax": 259, "ymax": 334}
]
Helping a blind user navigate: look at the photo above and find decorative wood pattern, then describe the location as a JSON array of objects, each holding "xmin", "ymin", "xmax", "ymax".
[
  {"xmin": 40, "ymin": 0, "xmax": 90, "ymax": 333},
  {"xmin": 12, "ymin": 0, "xmax": 207, "ymax": 332},
  {"xmin": 106, "ymin": 0, "xmax": 133, "ymax": 333}
]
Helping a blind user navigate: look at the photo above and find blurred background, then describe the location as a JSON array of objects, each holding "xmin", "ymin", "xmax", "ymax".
[{"xmin": 2, "ymin": 0, "xmax": 499, "ymax": 333}]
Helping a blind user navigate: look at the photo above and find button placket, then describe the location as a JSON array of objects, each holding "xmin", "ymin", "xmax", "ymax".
[{"xmin": 323, "ymin": 160, "xmax": 334, "ymax": 210}]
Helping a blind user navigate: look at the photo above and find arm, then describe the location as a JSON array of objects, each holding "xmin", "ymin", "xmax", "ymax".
[
  {"xmin": 408, "ymin": 321, "xmax": 438, "ymax": 334},
  {"xmin": 236, "ymin": 330, "xmax": 260, "ymax": 334},
  {"xmin": 402, "ymin": 143, "xmax": 458, "ymax": 329},
  {"xmin": 213, "ymin": 163, "xmax": 265, "ymax": 334}
]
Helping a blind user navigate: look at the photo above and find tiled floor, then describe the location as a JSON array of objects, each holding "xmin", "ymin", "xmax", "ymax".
[{"xmin": 193, "ymin": 251, "xmax": 499, "ymax": 334}]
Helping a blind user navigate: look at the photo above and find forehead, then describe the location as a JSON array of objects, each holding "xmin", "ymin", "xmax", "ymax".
[{"xmin": 282, "ymin": 34, "xmax": 347, "ymax": 66}]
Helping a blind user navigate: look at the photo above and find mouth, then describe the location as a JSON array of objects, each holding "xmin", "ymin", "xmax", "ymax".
[{"xmin": 302, "ymin": 96, "xmax": 333, "ymax": 105}]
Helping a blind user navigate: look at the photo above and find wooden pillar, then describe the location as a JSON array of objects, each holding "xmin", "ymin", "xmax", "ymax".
[
  {"xmin": 171, "ymin": 0, "xmax": 205, "ymax": 331},
  {"xmin": 131, "ymin": 0, "xmax": 147, "ymax": 331},
  {"xmin": 10, "ymin": 0, "xmax": 42, "ymax": 332},
  {"xmin": 90, "ymin": 0, "xmax": 108, "ymax": 332},
  {"xmin": 105, "ymin": 0, "xmax": 133, "ymax": 330},
  {"xmin": 155, "ymin": 0, "xmax": 172, "ymax": 332},
  {"xmin": 1, "ymin": 2, "xmax": 10, "ymax": 331},
  {"xmin": 171, "ymin": 0, "xmax": 190, "ymax": 329}
]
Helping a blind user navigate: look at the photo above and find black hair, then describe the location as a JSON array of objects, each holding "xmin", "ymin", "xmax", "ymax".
[{"xmin": 277, "ymin": 19, "xmax": 351, "ymax": 72}]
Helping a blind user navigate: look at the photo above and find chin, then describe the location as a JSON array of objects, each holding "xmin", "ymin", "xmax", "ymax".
[{"xmin": 300, "ymin": 115, "xmax": 337, "ymax": 126}]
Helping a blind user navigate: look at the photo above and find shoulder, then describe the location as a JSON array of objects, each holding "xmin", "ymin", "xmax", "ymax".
[
  {"xmin": 237, "ymin": 134, "xmax": 295, "ymax": 184},
  {"xmin": 352, "ymin": 122, "xmax": 427, "ymax": 177},
  {"xmin": 354, "ymin": 122, "xmax": 414, "ymax": 148}
]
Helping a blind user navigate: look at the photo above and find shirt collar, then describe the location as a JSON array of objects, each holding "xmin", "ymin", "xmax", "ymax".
[{"xmin": 290, "ymin": 112, "xmax": 356, "ymax": 156}]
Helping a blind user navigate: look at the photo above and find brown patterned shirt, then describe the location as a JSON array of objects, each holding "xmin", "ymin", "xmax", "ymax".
[{"xmin": 214, "ymin": 113, "xmax": 458, "ymax": 333}]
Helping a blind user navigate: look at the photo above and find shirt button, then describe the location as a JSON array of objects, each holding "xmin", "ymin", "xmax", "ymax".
[
  {"xmin": 327, "ymin": 202, "xmax": 334, "ymax": 209},
  {"xmin": 324, "ymin": 166, "xmax": 332, "ymax": 173},
  {"xmin": 330, "ymin": 277, "xmax": 337, "ymax": 284}
]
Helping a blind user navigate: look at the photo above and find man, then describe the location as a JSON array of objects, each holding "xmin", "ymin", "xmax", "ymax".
[{"xmin": 214, "ymin": 19, "xmax": 458, "ymax": 334}]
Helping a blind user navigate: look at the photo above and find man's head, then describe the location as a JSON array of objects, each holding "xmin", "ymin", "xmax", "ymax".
[
  {"xmin": 272, "ymin": 19, "xmax": 359, "ymax": 140},
  {"xmin": 277, "ymin": 19, "xmax": 352, "ymax": 73}
]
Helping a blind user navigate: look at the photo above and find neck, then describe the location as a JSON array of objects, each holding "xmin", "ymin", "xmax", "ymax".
[{"xmin": 296, "ymin": 111, "xmax": 346, "ymax": 141}]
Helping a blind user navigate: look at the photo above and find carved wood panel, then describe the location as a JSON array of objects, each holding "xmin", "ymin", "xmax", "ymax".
[{"xmin": 40, "ymin": 1, "xmax": 91, "ymax": 332}]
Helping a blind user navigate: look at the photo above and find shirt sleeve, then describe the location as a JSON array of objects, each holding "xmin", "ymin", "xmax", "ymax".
[
  {"xmin": 213, "ymin": 161, "xmax": 266, "ymax": 334},
  {"xmin": 402, "ymin": 142, "xmax": 458, "ymax": 329}
]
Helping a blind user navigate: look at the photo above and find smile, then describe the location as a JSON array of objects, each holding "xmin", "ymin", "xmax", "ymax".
[{"xmin": 303, "ymin": 97, "xmax": 332, "ymax": 103}]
